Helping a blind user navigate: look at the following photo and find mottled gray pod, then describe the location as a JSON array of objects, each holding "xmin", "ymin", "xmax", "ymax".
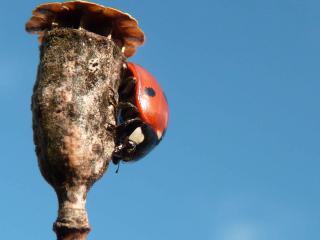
[{"xmin": 32, "ymin": 28, "xmax": 124, "ymax": 239}]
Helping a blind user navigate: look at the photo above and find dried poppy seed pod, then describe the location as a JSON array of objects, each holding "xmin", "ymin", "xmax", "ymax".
[{"xmin": 26, "ymin": 1, "xmax": 144, "ymax": 239}]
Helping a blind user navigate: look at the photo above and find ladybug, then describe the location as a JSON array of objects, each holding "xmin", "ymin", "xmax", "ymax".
[{"xmin": 112, "ymin": 62, "xmax": 169, "ymax": 165}]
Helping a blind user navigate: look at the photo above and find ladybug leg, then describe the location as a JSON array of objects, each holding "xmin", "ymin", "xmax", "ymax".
[
  {"xmin": 119, "ymin": 76, "xmax": 136, "ymax": 98},
  {"xmin": 117, "ymin": 102, "xmax": 139, "ymax": 114},
  {"xmin": 113, "ymin": 140, "xmax": 137, "ymax": 163},
  {"xmin": 115, "ymin": 118, "xmax": 143, "ymax": 140},
  {"xmin": 112, "ymin": 155, "xmax": 122, "ymax": 165},
  {"xmin": 108, "ymin": 86, "xmax": 117, "ymax": 107},
  {"xmin": 117, "ymin": 102, "xmax": 138, "ymax": 112},
  {"xmin": 112, "ymin": 118, "xmax": 143, "ymax": 163},
  {"xmin": 117, "ymin": 102, "xmax": 139, "ymax": 122}
]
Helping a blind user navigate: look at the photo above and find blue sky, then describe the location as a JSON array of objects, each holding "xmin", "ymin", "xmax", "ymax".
[{"xmin": 0, "ymin": 0, "xmax": 319, "ymax": 239}]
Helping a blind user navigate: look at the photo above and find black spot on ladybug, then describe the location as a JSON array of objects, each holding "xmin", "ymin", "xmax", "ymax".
[{"xmin": 144, "ymin": 87, "xmax": 156, "ymax": 97}]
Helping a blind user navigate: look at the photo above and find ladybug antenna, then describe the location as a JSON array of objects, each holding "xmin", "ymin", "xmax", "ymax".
[{"xmin": 115, "ymin": 162, "xmax": 120, "ymax": 174}]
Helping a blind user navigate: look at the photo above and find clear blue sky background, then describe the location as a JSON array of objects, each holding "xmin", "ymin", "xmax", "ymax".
[{"xmin": 0, "ymin": 0, "xmax": 319, "ymax": 239}]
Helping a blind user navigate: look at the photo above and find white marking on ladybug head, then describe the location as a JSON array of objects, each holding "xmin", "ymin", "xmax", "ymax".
[
  {"xmin": 129, "ymin": 127, "xmax": 145, "ymax": 144},
  {"xmin": 156, "ymin": 130, "xmax": 162, "ymax": 140}
]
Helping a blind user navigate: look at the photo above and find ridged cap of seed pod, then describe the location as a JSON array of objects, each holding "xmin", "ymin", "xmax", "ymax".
[{"xmin": 25, "ymin": 1, "xmax": 145, "ymax": 57}]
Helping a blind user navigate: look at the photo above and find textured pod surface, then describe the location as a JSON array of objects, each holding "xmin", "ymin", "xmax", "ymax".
[{"xmin": 32, "ymin": 28, "xmax": 124, "ymax": 236}]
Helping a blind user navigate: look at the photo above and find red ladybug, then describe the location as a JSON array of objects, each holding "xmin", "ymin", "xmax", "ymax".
[{"xmin": 112, "ymin": 62, "xmax": 169, "ymax": 164}]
